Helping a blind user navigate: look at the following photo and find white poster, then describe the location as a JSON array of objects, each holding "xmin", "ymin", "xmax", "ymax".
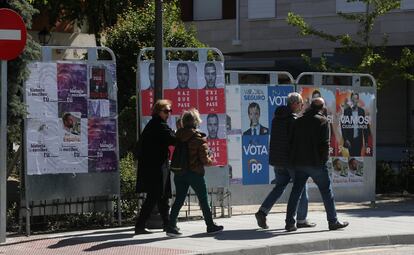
[
  {"xmin": 225, "ymin": 85, "xmax": 242, "ymax": 134},
  {"xmin": 25, "ymin": 62, "xmax": 58, "ymax": 118},
  {"xmin": 26, "ymin": 118, "xmax": 88, "ymax": 175},
  {"xmin": 167, "ymin": 62, "xmax": 198, "ymax": 89},
  {"xmin": 227, "ymin": 134, "xmax": 242, "ymax": 184}
]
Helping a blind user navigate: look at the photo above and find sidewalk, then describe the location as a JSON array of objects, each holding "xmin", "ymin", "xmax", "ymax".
[{"xmin": 1, "ymin": 196, "xmax": 413, "ymax": 255}]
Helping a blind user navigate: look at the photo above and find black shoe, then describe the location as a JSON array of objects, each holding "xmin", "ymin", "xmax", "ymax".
[
  {"xmin": 297, "ymin": 220, "xmax": 317, "ymax": 228},
  {"xmin": 166, "ymin": 226, "xmax": 182, "ymax": 237},
  {"xmin": 135, "ymin": 228, "xmax": 152, "ymax": 235},
  {"xmin": 255, "ymin": 211, "xmax": 269, "ymax": 229},
  {"xmin": 285, "ymin": 224, "xmax": 297, "ymax": 232},
  {"xmin": 329, "ymin": 221, "xmax": 349, "ymax": 231},
  {"xmin": 207, "ymin": 223, "xmax": 224, "ymax": 234},
  {"xmin": 163, "ymin": 226, "xmax": 180, "ymax": 232}
]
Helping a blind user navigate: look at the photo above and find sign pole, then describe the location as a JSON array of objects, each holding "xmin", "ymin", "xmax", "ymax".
[{"xmin": 0, "ymin": 60, "xmax": 7, "ymax": 243}]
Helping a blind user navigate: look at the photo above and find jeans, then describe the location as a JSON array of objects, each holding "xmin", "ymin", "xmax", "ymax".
[
  {"xmin": 259, "ymin": 167, "xmax": 308, "ymax": 221},
  {"xmin": 169, "ymin": 171, "xmax": 213, "ymax": 227},
  {"xmin": 285, "ymin": 164, "xmax": 338, "ymax": 225}
]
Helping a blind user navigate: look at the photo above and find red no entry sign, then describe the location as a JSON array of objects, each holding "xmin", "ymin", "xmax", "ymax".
[{"xmin": 0, "ymin": 8, "xmax": 27, "ymax": 60}]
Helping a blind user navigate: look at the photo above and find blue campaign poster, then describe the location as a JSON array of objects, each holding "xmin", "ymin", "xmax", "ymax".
[
  {"xmin": 242, "ymin": 135, "xmax": 269, "ymax": 185},
  {"xmin": 267, "ymin": 85, "xmax": 294, "ymax": 128}
]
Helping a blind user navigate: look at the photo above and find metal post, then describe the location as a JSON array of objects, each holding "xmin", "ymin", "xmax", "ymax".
[
  {"xmin": 0, "ymin": 60, "xmax": 8, "ymax": 243},
  {"xmin": 154, "ymin": 0, "xmax": 163, "ymax": 102}
]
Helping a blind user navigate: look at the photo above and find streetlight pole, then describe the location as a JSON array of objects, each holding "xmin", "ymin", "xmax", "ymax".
[{"xmin": 154, "ymin": 0, "xmax": 163, "ymax": 102}]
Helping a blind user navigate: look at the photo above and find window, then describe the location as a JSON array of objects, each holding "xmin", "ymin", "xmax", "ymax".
[
  {"xmin": 194, "ymin": 0, "xmax": 222, "ymax": 20},
  {"xmin": 336, "ymin": 0, "xmax": 366, "ymax": 13},
  {"xmin": 248, "ymin": 0, "xmax": 276, "ymax": 19},
  {"xmin": 180, "ymin": 0, "xmax": 236, "ymax": 21},
  {"xmin": 401, "ymin": 0, "xmax": 414, "ymax": 10}
]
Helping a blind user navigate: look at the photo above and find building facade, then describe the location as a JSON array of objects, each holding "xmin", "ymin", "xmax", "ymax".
[{"xmin": 180, "ymin": 0, "xmax": 414, "ymax": 161}]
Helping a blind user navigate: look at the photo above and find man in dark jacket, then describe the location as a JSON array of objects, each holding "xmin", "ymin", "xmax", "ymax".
[
  {"xmin": 255, "ymin": 93, "xmax": 315, "ymax": 229},
  {"xmin": 285, "ymin": 97, "xmax": 349, "ymax": 231},
  {"xmin": 135, "ymin": 99, "xmax": 176, "ymax": 234}
]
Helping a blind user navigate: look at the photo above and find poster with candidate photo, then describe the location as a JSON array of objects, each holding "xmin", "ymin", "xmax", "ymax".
[
  {"xmin": 164, "ymin": 62, "xmax": 198, "ymax": 115},
  {"xmin": 242, "ymin": 135, "xmax": 269, "ymax": 185},
  {"xmin": 347, "ymin": 157, "xmax": 364, "ymax": 184},
  {"xmin": 139, "ymin": 61, "xmax": 155, "ymax": 91},
  {"xmin": 89, "ymin": 65, "xmax": 109, "ymax": 99},
  {"xmin": 25, "ymin": 62, "xmax": 58, "ymax": 118},
  {"xmin": 241, "ymin": 86, "xmax": 269, "ymax": 136},
  {"xmin": 196, "ymin": 62, "xmax": 225, "ymax": 89},
  {"xmin": 331, "ymin": 157, "xmax": 349, "ymax": 186},
  {"xmin": 199, "ymin": 114, "xmax": 227, "ymax": 166},
  {"xmin": 267, "ymin": 85, "xmax": 294, "ymax": 129},
  {"xmin": 59, "ymin": 96, "xmax": 88, "ymax": 118},
  {"xmin": 88, "ymin": 118, "xmax": 118, "ymax": 172},
  {"xmin": 300, "ymin": 87, "xmax": 338, "ymax": 156},
  {"xmin": 336, "ymin": 89, "xmax": 374, "ymax": 157},
  {"xmin": 167, "ymin": 62, "xmax": 197, "ymax": 89}
]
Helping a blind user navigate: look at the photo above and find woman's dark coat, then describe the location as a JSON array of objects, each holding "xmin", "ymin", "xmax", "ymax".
[{"xmin": 135, "ymin": 115, "xmax": 176, "ymax": 197}]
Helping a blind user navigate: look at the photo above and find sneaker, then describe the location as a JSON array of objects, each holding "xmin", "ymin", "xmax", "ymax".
[
  {"xmin": 284, "ymin": 224, "xmax": 297, "ymax": 232},
  {"xmin": 166, "ymin": 226, "xmax": 182, "ymax": 237},
  {"xmin": 134, "ymin": 228, "xmax": 152, "ymax": 235},
  {"xmin": 328, "ymin": 221, "xmax": 349, "ymax": 231},
  {"xmin": 297, "ymin": 220, "xmax": 317, "ymax": 228},
  {"xmin": 207, "ymin": 223, "xmax": 224, "ymax": 234},
  {"xmin": 255, "ymin": 211, "xmax": 269, "ymax": 229}
]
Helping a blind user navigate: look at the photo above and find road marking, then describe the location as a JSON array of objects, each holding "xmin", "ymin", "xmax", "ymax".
[{"xmin": 0, "ymin": 29, "xmax": 21, "ymax": 40}]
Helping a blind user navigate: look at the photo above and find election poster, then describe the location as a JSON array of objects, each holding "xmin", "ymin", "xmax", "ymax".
[
  {"xmin": 164, "ymin": 62, "xmax": 197, "ymax": 115},
  {"xmin": 88, "ymin": 118, "xmax": 118, "ymax": 172},
  {"xmin": 242, "ymin": 135, "xmax": 269, "ymax": 185},
  {"xmin": 336, "ymin": 89, "xmax": 374, "ymax": 157},
  {"xmin": 300, "ymin": 87, "xmax": 338, "ymax": 156},
  {"xmin": 241, "ymin": 86, "xmax": 269, "ymax": 184},
  {"xmin": 197, "ymin": 62, "xmax": 225, "ymax": 113},
  {"xmin": 331, "ymin": 157, "xmax": 364, "ymax": 186},
  {"xmin": 199, "ymin": 114, "xmax": 227, "ymax": 166},
  {"xmin": 26, "ymin": 117, "xmax": 88, "ymax": 175},
  {"xmin": 89, "ymin": 65, "xmax": 109, "ymax": 99},
  {"xmin": 267, "ymin": 85, "xmax": 294, "ymax": 129},
  {"xmin": 25, "ymin": 62, "xmax": 58, "ymax": 118},
  {"xmin": 241, "ymin": 86, "xmax": 269, "ymax": 136},
  {"xmin": 139, "ymin": 61, "xmax": 155, "ymax": 116}
]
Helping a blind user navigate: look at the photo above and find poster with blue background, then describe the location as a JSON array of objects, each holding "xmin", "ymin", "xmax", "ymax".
[
  {"xmin": 242, "ymin": 135, "xmax": 269, "ymax": 185},
  {"xmin": 267, "ymin": 85, "xmax": 294, "ymax": 129}
]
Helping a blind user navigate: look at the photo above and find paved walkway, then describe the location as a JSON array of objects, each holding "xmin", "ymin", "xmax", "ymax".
[{"xmin": 1, "ymin": 196, "xmax": 413, "ymax": 255}]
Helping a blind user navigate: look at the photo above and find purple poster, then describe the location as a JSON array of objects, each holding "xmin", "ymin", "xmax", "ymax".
[{"xmin": 88, "ymin": 118, "xmax": 118, "ymax": 172}]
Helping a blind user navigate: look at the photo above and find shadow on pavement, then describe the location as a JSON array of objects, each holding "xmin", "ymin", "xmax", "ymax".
[
  {"xmin": 83, "ymin": 236, "xmax": 171, "ymax": 252},
  {"xmin": 189, "ymin": 229, "xmax": 329, "ymax": 240},
  {"xmin": 1, "ymin": 227, "xmax": 135, "ymax": 247},
  {"xmin": 48, "ymin": 233, "xmax": 135, "ymax": 249}
]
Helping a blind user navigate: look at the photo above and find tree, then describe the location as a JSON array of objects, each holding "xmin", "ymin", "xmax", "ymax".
[
  {"xmin": 103, "ymin": 0, "xmax": 205, "ymax": 155},
  {"xmin": 28, "ymin": 0, "xmax": 144, "ymax": 45},
  {"xmin": 286, "ymin": 0, "xmax": 414, "ymax": 88},
  {"xmin": 0, "ymin": 0, "xmax": 41, "ymax": 176}
]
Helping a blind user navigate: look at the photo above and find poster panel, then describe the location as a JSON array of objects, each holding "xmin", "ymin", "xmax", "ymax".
[
  {"xmin": 88, "ymin": 118, "xmax": 118, "ymax": 172},
  {"xmin": 227, "ymin": 134, "xmax": 242, "ymax": 184},
  {"xmin": 196, "ymin": 62, "xmax": 225, "ymax": 89},
  {"xmin": 267, "ymin": 85, "xmax": 294, "ymax": 129},
  {"xmin": 199, "ymin": 114, "xmax": 227, "ymax": 166},
  {"xmin": 336, "ymin": 89, "xmax": 374, "ymax": 157},
  {"xmin": 25, "ymin": 62, "xmax": 58, "ymax": 118}
]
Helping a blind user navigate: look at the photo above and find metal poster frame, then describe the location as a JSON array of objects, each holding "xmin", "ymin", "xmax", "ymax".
[{"xmin": 23, "ymin": 46, "xmax": 121, "ymax": 235}]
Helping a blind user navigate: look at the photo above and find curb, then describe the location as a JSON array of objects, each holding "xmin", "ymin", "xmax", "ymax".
[{"xmin": 189, "ymin": 233, "xmax": 414, "ymax": 255}]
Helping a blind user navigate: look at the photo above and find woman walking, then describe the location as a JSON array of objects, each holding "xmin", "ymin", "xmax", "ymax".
[{"xmin": 166, "ymin": 108, "xmax": 223, "ymax": 237}]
